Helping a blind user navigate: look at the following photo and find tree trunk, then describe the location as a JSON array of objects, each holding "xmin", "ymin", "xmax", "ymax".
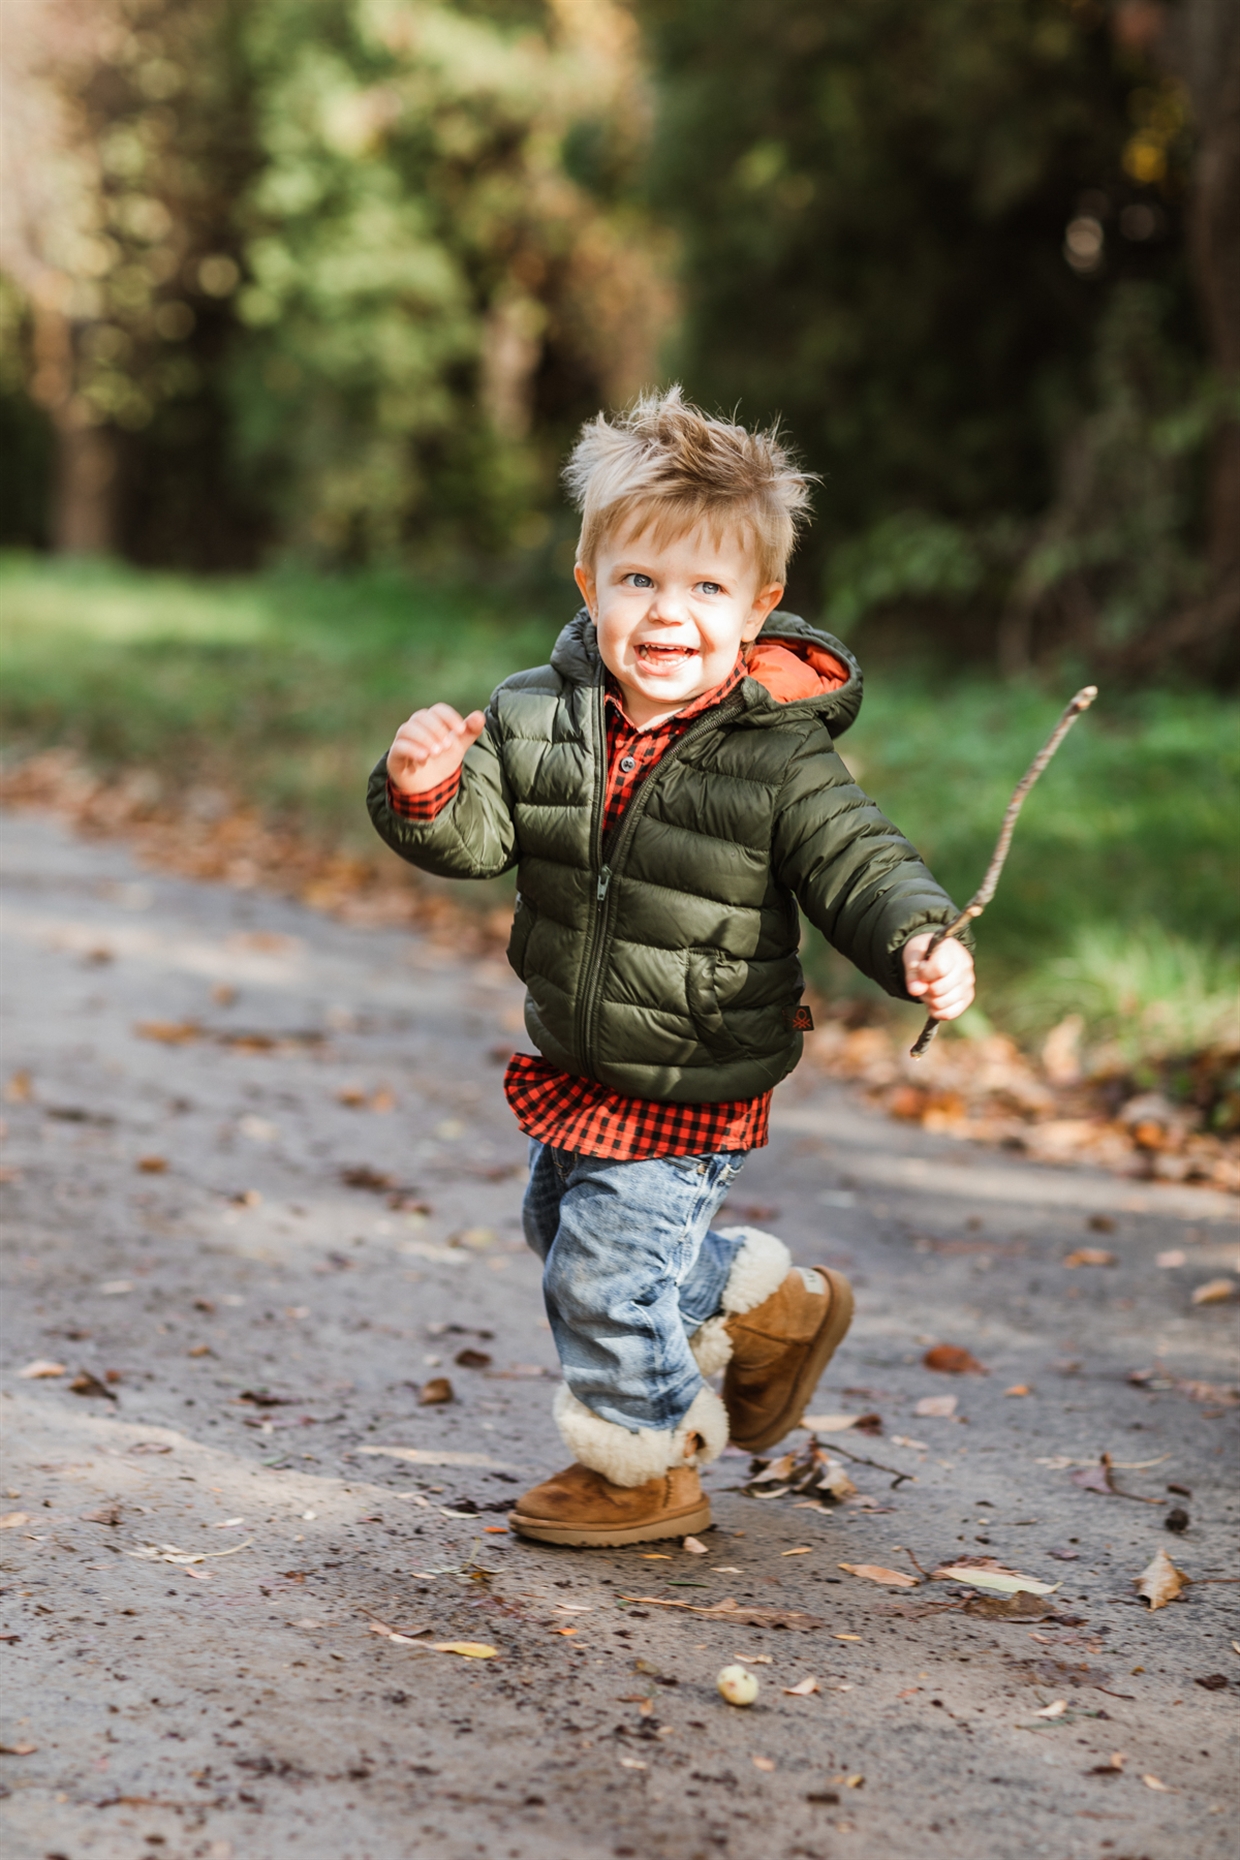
[{"xmin": 29, "ymin": 297, "xmax": 119, "ymax": 556}]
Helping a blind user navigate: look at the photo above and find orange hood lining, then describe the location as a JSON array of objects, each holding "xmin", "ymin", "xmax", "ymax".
[{"xmin": 743, "ymin": 637, "xmax": 850, "ymax": 703}]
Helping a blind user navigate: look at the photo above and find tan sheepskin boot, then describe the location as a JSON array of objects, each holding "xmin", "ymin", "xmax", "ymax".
[
  {"xmin": 509, "ymin": 1461, "xmax": 710, "ymax": 1547},
  {"xmin": 690, "ymin": 1227, "xmax": 854, "ymax": 1453},
  {"xmin": 509, "ymin": 1383, "xmax": 726, "ymax": 1546}
]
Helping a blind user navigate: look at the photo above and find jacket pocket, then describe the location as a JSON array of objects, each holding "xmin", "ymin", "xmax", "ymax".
[
  {"xmin": 506, "ymin": 891, "xmax": 536, "ymax": 980},
  {"xmin": 685, "ymin": 949, "xmax": 748, "ymax": 1061}
]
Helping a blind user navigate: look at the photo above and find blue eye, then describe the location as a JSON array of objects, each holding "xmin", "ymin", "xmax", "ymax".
[
  {"xmin": 697, "ymin": 581, "xmax": 723, "ymax": 596},
  {"xmin": 627, "ymin": 573, "xmax": 654, "ymax": 588}
]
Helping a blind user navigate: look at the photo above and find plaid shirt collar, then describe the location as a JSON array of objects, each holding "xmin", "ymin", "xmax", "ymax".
[{"xmin": 603, "ymin": 655, "xmax": 746, "ymax": 734}]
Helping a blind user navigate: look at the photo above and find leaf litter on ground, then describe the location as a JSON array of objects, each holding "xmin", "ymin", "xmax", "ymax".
[
  {"xmin": 620, "ymin": 1596, "xmax": 823, "ymax": 1632},
  {"xmin": 922, "ymin": 1345, "xmax": 988, "ymax": 1375},
  {"xmin": 1133, "ymin": 1547, "xmax": 1189, "ymax": 1610}
]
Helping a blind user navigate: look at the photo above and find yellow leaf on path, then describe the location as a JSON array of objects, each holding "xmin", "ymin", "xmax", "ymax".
[
  {"xmin": 17, "ymin": 1360, "xmax": 65, "ymax": 1379},
  {"xmin": 1133, "ymin": 1547, "xmax": 1188, "ymax": 1610},
  {"xmin": 1191, "ymin": 1278, "xmax": 1237, "ymax": 1305},
  {"xmin": 641, "ymin": 1553, "xmax": 672, "ymax": 1560},
  {"xmin": 432, "ymin": 1641, "xmax": 498, "ymax": 1659},
  {"xmin": 783, "ymin": 1676, "xmax": 820, "ymax": 1695},
  {"xmin": 782, "ymin": 1547, "xmax": 812, "ymax": 1557},
  {"xmin": 839, "ymin": 1563, "xmax": 919, "ymax": 1588},
  {"xmin": 0, "ymin": 1514, "xmax": 29, "ymax": 1530},
  {"xmin": 1142, "ymin": 1774, "xmax": 1177, "ymax": 1792},
  {"xmin": 932, "ymin": 1564, "xmax": 1058, "ymax": 1597}
]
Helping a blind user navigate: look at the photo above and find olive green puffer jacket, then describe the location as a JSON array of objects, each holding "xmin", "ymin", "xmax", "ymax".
[{"xmin": 368, "ymin": 610, "xmax": 961, "ymax": 1103}]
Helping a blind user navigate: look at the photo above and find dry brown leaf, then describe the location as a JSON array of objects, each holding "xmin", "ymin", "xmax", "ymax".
[
  {"xmin": 135, "ymin": 1021, "xmax": 201, "ymax": 1046},
  {"xmin": 844, "ymin": 1774, "xmax": 864, "ymax": 1789},
  {"xmin": 800, "ymin": 1413, "xmax": 860, "ymax": 1432},
  {"xmin": 913, "ymin": 1394, "xmax": 957, "ymax": 1417},
  {"xmin": 69, "ymin": 1370, "xmax": 117, "ymax": 1401},
  {"xmin": 618, "ymin": 1757, "xmax": 646, "ymax": 1770},
  {"xmin": 0, "ymin": 1742, "xmax": 37, "ymax": 1755},
  {"xmin": 752, "ymin": 1756, "xmax": 776, "ymax": 1772},
  {"xmin": 932, "ymin": 1560, "xmax": 1058, "ymax": 1596},
  {"xmin": 682, "ymin": 1536, "xmax": 708, "ymax": 1554},
  {"xmin": 432, "ymin": 1641, "xmax": 498, "ymax": 1659},
  {"xmin": 0, "ymin": 1513, "xmax": 30, "ymax": 1530},
  {"xmin": 136, "ymin": 1155, "xmax": 168, "ymax": 1174},
  {"xmin": 1191, "ymin": 1278, "xmax": 1237, "ymax": 1305},
  {"xmin": 783, "ymin": 1676, "xmax": 820, "ymax": 1695},
  {"xmin": 922, "ymin": 1344, "xmax": 988, "ymax": 1375},
  {"xmin": 1063, "ymin": 1248, "xmax": 1116, "ymax": 1268},
  {"xmin": 620, "ymin": 1595, "xmax": 823, "ymax": 1631},
  {"xmin": 838, "ymin": 1563, "xmax": 919, "ymax": 1588},
  {"xmin": 1004, "ymin": 1384, "xmax": 1032, "ymax": 1396},
  {"xmin": 17, "ymin": 1360, "xmax": 65, "ymax": 1379},
  {"xmin": 418, "ymin": 1377, "xmax": 454, "ymax": 1406},
  {"xmin": 781, "ymin": 1547, "xmax": 812, "ymax": 1557},
  {"xmin": 1133, "ymin": 1547, "xmax": 1188, "ymax": 1610},
  {"xmin": 4, "ymin": 1070, "xmax": 33, "ymax": 1101},
  {"xmin": 1142, "ymin": 1774, "xmax": 1177, "ymax": 1792},
  {"xmin": 964, "ymin": 1590, "xmax": 1056, "ymax": 1621}
]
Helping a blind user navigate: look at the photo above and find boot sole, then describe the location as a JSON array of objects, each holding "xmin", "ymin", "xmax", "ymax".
[
  {"xmin": 507, "ymin": 1499, "xmax": 712, "ymax": 1548},
  {"xmin": 728, "ymin": 1267, "xmax": 855, "ymax": 1454}
]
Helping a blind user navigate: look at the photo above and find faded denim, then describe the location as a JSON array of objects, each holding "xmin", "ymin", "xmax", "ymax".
[{"xmin": 522, "ymin": 1140, "xmax": 748, "ymax": 1435}]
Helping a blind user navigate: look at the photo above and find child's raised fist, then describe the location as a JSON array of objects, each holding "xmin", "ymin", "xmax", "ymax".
[
  {"xmin": 901, "ymin": 933, "xmax": 975, "ymax": 1021},
  {"xmin": 386, "ymin": 703, "xmax": 486, "ymax": 795}
]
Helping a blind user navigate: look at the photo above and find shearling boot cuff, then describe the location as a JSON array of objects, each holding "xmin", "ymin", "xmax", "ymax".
[
  {"xmin": 688, "ymin": 1226, "xmax": 792, "ymax": 1376},
  {"xmin": 552, "ymin": 1383, "xmax": 729, "ymax": 1488}
]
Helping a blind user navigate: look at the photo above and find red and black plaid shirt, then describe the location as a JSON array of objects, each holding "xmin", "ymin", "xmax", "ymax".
[{"xmin": 387, "ymin": 657, "xmax": 772, "ymax": 1160}]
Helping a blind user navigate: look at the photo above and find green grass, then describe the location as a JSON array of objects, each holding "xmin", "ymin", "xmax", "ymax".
[{"xmin": 3, "ymin": 552, "xmax": 1237, "ymax": 1058}]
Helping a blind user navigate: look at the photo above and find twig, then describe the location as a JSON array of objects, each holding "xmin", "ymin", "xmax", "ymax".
[
  {"xmin": 824, "ymin": 1441, "xmax": 917, "ymax": 1488},
  {"xmin": 910, "ymin": 685, "xmax": 1098, "ymax": 1058}
]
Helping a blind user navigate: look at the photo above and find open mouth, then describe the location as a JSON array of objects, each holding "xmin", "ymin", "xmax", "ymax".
[{"xmin": 636, "ymin": 643, "xmax": 697, "ymax": 670}]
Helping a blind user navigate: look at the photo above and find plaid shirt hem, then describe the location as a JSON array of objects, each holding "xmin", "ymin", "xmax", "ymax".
[
  {"xmin": 387, "ymin": 771, "xmax": 461, "ymax": 819},
  {"xmin": 503, "ymin": 1053, "xmax": 770, "ymax": 1161}
]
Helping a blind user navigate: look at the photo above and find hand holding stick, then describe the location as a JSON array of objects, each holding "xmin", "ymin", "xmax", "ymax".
[{"xmin": 909, "ymin": 685, "xmax": 1098, "ymax": 1060}]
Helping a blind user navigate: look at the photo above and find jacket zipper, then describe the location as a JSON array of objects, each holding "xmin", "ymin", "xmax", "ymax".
[
  {"xmin": 576, "ymin": 694, "xmax": 744, "ymax": 1078},
  {"xmin": 573, "ymin": 680, "xmax": 609, "ymax": 1068}
]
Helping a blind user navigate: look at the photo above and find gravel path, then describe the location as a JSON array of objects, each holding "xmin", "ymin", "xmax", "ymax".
[{"xmin": 1, "ymin": 808, "xmax": 1237, "ymax": 1860}]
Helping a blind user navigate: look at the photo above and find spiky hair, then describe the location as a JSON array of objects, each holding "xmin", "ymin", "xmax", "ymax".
[{"xmin": 564, "ymin": 385, "xmax": 813, "ymax": 584}]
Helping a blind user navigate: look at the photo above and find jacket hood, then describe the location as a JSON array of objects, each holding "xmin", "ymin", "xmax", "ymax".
[{"xmin": 548, "ymin": 608, "xmax": 863, "ymax": 737}]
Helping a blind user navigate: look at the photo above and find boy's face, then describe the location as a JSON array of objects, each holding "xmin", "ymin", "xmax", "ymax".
[{"xmin": 575, "ymin": 520, "xmax": 783, "ymax": 729}]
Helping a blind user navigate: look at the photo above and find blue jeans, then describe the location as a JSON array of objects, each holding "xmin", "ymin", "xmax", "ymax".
[{"xmin": 522, "ymin": 1141, "xmax": 748, "ymax": 1435}]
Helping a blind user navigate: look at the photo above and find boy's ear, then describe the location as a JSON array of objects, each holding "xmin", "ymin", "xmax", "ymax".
[
  {"xmin": 742, "ymin": 583, "xmax": 784, "ymax": 640},
  {"xmin": 574, "ymin": 560, "xmax": 597, "ymax": 619}
]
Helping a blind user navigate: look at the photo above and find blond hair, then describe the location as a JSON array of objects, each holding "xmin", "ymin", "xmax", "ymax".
[{"xmin": 565, "ymin": 385, "xmax": 813, "ymax": 585}]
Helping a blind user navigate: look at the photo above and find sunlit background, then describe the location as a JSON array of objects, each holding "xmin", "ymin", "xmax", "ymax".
[{"xmin": 1, "ymin": 0, "xmax": 1237, "ymax": 1180}]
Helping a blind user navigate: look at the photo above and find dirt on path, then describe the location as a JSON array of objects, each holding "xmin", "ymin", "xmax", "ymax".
[{"xmin": 1, "ymin": 809, "xmax": 1237, "ymax": 1860}]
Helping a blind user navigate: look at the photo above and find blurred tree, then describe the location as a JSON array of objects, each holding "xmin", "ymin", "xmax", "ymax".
[{"xmin": 640, "ymin": 0, "xmax": 1228, "ymax": 672}]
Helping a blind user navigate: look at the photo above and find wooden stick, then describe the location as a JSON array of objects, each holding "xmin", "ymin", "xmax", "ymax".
[{"xmin": 910, "ymin": 685, "xmax": 1098, "ymax": 1059}]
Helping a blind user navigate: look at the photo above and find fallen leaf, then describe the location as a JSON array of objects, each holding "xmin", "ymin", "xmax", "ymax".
[
  {"xmin": 453, "ymin": 1349, "xmax": 492, "ymax": 1370},
  {"xmin": 418, "ymin": 1377, "xmax": 454, "ymax": 1406},
  {"xmin": 135, "ymin": 1020, "xmax": 200, "ymax": 1045},
  {"xmin": 913, "ymin": 1395, "xmax": 957, "ymax": 1418},
  {"xmin": 0, "ymin": 1742, "xmax": 37, "ymax": 1755},
  {"xmin": 1004, "ymin": 1384, "xmax": 1032, "ymax": 1397},
  {"xmin": 931, "ymin": 1562, "xmax": 1058, "ymax": 1597},
  {"xmin": 0, "ymin": 1513, "xmax": 30, "ymax": 1530},
  {"xmin": 432, "ymin": 1642, "xmax": 498, "ymax": 1659},
  {"xmin": 844, "ymin": 1774, "xmax": 864, "ymax": 1789},
  {"xmin": 80, "ymin": 1505, "xmax": 121, "ymax": 1526},
  {"xmin": 1142, "ymin": 1774, "xmax": 1176, "ymax": 1792},
  {"xmin": 838, "ymin": 1563, "xmax": 919, "ymax": 1588},
  {"xmin": 752, "ymin": 1756, "xmax": 776, "ymax": 1772},
  {"xmin": 618, "ymin": 1757, "xmax": 646, "ymax": 1770},
  {"xmin": 69, "ymin": 1371, "xmax": 117, "ymax": 1401},
  {"xmin": 964, "ymin": 1591, "xmax": 1057, "ymax": 1621},
  {"xmin": 484, "ymin": 1525, "xmax": 508, "ymax": 1535},
  {"xmin": 749, "ymin": 1453, "xmax": 798, "ymax": 1484},
  {"xmin": 781, "ymin": 1547, "xmax": 812, "ymax": 1557},
  {"xmin": 1156, "ymin": 1249, "xmax": 1186, "ymax": 1268},
  {"xmin": 783, "ymin": 1676, "xmax": 820, "ymax": 1695},
  {"xmin": 833, "ymin": 1633, "xmax": 861, "ymax": 1641},
  {"xmin": 17, "ymin": 1360, "xmax": 66, "ymax": 1379},
  {"xmin": 1164, "ymin": 1506, "xmax": 1190, "ymax": 1533},
  {"xmin": 4, "ymin": 1069, "xmax": 33, "ymax": 1101},
  {"xmin": 1194, "ymin": 1674, "xmax": 1229, "ymax": 1690},
  {"xmin": 1191, "ymin": 1278, "xmax": 1236, "ymax": 1305},
  {"xmin": 1133, "ymin": 1547, "xmax": 1188, "ymax": 1610},
  {"xmin": 186, "ymin": 1344, "xmax": 212, "ymax": 1359},
  {"xmin": 100, "ymin": 1279, "xmax": 132, "ymax": 1295},
  {"xmin": 1034, "ymin": 1699, "xmax": 1067, "ymax": 1718},
  {"xmin": 800, "ymin": 1413, "xmax": 860, "ymax": 1432},
  {"xmin": 682, "ymin": 1536, "xmax": 708, "ymax": 1554},
  {"xmin": 922, "ymin": 1345, "xmax": 988, "ymax": 1375},
  {"xmin": 1063, "ymin": 1248, "xmax": 1116, "ymax": 1268},
  {"xmin": 641, "ymin": 1553, "xmax": 672, "ymax": 1560},
  {"xmin": 136, "ymin": 1156, "xmax": 168, "ymax": 1174},
  {"xmin": 890, "ymin": 1434, "xmax": 929, "ymax": 1450},
  {"xmin": 1091, "ymin": 1752, "xmax": 1127, "ymax": 1772}
]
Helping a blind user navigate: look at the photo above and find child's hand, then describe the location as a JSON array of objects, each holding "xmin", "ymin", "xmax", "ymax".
[
  {"xmin": 386, "ymin": 703, "xmax": 486, "ymax": 795},
  {"xmin": 902, "ymin": 933, "xmax": 975, "ymax": 1021}
]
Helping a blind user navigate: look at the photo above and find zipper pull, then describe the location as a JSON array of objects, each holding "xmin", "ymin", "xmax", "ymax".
[{"xmin": 596, "ymin": 865, "xmax": 611, "ymax": 903}]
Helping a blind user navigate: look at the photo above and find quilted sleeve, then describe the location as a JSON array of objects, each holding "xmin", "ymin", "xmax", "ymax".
[{"xmin": 366, "ymin": 706, "xmax": 518, "ymax": 881}]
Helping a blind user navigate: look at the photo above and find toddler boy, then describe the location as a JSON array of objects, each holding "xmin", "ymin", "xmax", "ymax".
[{"xmin": 369, "ymin": 388, "xmax": 973, "ymax": 1546}]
